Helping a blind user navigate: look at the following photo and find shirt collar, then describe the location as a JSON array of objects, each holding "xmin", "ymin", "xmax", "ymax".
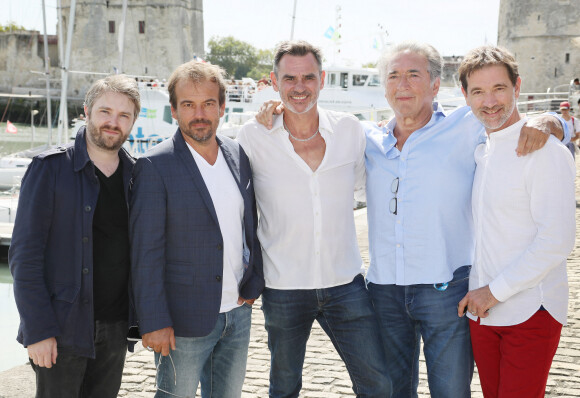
[
  {"xmin": 270, "ymin": 107, "xmax": 334, "ymax": 138},
  {"xmin": 73, "ymin": 126, "xmax": 93, "ymax": 172},
  {"xmin": 381, "ymin": 102, "xmax": 446, "ymax": 158}
]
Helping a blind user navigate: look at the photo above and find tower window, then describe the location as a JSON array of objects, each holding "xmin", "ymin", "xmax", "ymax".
[
  {"xmin": 139, "ymin": 21, "xmax": 145, "ymax": 34},
  {"xmin": 109, "ymin": 21, "xmax": 115, "ymax": 33},
  {"xmin": 565, "ymin": 53, "xmax": 570, "ymax": 63}
]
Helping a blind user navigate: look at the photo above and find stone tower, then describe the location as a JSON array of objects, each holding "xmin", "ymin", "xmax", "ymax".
[
  {"xmin": 60, "ymin": 0, "xmax": 204, "ymax": 97},
  {"xmin": 497, "ymin": 0, "xmax": 580, "ymax": 93}
]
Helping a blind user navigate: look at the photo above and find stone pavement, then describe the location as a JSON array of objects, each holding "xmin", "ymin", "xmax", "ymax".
[{"xmin": 2, "ymin": 172, "xmax": 580, "ymax": 397}]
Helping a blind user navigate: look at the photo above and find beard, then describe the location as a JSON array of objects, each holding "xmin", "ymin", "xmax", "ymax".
[
  {"xmin": 86, "ymin": 119, "xmax": 128, "ymax": 151},
  {"xmin": 281, "ymin": 90, "xmax": 318, "ymax": 115},
  {"xmin": 476, "ymin": 98, "xmax": 517, "ymax": 131},
  {"xmin": 179, "ymin": 118, "xmax": 216, "ymax": 143}
]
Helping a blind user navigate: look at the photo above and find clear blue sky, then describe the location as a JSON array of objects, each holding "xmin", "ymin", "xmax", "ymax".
[{"xmin": 0, "ymin": 0, "xmax": 501, "ymax": 67}]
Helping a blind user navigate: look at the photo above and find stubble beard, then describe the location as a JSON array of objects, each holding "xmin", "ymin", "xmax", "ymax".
[{"xmin": 86, "ymin": 119, "xmax": 127, "ymax": 151}]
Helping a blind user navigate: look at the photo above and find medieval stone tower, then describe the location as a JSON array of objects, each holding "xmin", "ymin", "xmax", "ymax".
[
  {"xmin": 60, "ymin": 0, "xmax": 204, "ymax": 97},
  {"xmin": 497, "ymin": 0, "xmax": 580, "ymax": 93}
]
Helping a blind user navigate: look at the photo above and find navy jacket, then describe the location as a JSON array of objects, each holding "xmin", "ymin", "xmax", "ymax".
[
  {"xmin": 130, "ymin": 130, "xmax": 264, "ymax": 337},
  {"xmin": 9, "ymin": 127, "xmax": 135, "ymax": 358}
]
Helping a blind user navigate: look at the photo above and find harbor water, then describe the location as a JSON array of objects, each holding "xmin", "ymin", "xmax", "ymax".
[{"xmin": 0, "ymin": 262, "xmax": 29, "ymax": 372}]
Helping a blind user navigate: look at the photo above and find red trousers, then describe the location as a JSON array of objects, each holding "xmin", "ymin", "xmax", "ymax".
[{"xmin": 470, "ymin": 310, "xmax": 562, "ymax": 398}]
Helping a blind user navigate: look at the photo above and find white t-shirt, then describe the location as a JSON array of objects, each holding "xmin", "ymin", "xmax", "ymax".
[
  {"xmin": 188, "ymin": 145, "xmax": 245, "ymax": 313},
  {"xmin": 469, "ymin": 118, "xmax": 576, "ymax": 326},
  {"xmin": 564, "ymin": 116, "xmax": 580, "ymax": 136}
]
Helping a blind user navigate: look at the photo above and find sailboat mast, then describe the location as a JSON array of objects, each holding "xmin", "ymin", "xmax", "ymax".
[
  {"xmin": 290, "ymin": 0, "xmax": 297, "ymax": 40},
  {"xmin": 57, "ymin": 0, "xmax": 77, "ymax": 145},
  {"xmin": 41, "ymin": 0, "xmax": 53, "ymax": 143},
  {"xmin": 118, "ymin": 0, "xmax": 128, "ymax": 73}
]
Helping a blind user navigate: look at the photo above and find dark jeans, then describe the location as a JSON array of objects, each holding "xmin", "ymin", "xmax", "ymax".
[
  {"xmin": 262, "ymin": 274, "xmax": 391, "ymax": 398},
  {"xmin": 30, "ymin": 320, "xmax": 128, "ymax": 398}
]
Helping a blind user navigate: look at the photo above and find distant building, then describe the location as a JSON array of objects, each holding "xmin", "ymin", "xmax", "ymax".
[
  {"xmin": 442, "ymin": 55, "xmax": 464, "ymax": 87},
  {"xmin": 0, "ymin": 0, "xmax": 204, "ymax": 99},
  {"xmin": 498, "ymin": 0, "xmax": 580, "ymax": 93},
  {"xmin": 0, "ymin": 30, "xmax": 58, "ymax": 94},
  {"xmin": 61, "ymin": 0, "xmax": 204, "ymax": 97}
]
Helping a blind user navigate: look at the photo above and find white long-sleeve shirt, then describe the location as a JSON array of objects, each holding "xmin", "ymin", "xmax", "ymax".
[
  {"xmin": 237, "ymin": 108, "xmax": 366, "ymax": 289},
  {"xmin": 469, "ymin": 118, "xmax": 576, "ymax": 326}
]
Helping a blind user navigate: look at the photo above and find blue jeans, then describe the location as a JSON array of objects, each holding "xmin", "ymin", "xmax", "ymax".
[
  {"xmin": 154, "ymin": 304, "xmax": 252, "ymax": 398},
  {"xmin": 262, "ymin": 274, "xmax": 391, "ymax": 398},
  {"xmin": 368, "ymin": 265, "xmax": 474, "ymax": 398}
]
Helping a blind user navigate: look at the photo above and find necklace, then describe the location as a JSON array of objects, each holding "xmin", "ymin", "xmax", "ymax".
[{"xmin": 283, "ymin": 120, "xmax": 319, "ymax": 142}]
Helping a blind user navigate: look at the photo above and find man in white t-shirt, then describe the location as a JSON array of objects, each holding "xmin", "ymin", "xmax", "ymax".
[
  {"xmin": 559, "ymin": 101, "xmax": 580, "ymax": 159},
  {"xmin": 130, "ymin": 61, "xmax": 264, "ymax": 397},
  {"xmin": 457, "ymin": 46, "xmax": 575, "ymax": 398}
]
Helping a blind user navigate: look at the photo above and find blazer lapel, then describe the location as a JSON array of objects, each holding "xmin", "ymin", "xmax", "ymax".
[
  {"xmin": 172, "ymin": 130, "xmax": 220, "ymax": 226},
  {"xmin": 218, "ymin": 136, "xmax": 242, "ymax": 190}
]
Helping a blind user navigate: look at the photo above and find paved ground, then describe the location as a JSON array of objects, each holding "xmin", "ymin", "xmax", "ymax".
[{"xmin": 2, "ymin": 165, "xmax": 580, "ymax": 397}]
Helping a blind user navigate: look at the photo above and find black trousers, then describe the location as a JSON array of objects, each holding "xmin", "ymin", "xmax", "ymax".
[{"xmin": 30, "ymin": 320, "xmax": 128, "ymax": 398}]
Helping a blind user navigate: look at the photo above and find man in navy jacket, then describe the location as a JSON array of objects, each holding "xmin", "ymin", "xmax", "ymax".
[
  {"xmin": 130, "ymin": 61, "xmax": 264, "ymax": 397},
  {"xmin": 9, "ymin": 74, "xmax": 140, "ymax": 398}
]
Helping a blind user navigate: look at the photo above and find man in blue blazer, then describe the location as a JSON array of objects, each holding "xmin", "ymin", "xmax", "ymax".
[{"xmin": 130, "ymin": 61, "xmax": 264, "ymax": 397}]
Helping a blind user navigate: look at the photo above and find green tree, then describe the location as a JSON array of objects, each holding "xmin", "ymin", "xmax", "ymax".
[
  {"xmin": 0, "ymin": 22, "xmax": 27, "ymax": 32},
  {"xmin": 362, "ymin": 62, "xmax": 377, "ymax": 68},
  {"xmin": 206, "ymin": 36, "xmax": 260, "ymax": 80},
  {"xmin": 247, "ymin": 48, "xmax": 274, "ymax": 80}
]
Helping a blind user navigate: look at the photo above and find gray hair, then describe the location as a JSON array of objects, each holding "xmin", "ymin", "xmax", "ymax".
[
  {"xmin": 273, "ymin": 40, "xmax": 323, "ymax": 77},
  {"xmin": 377, "ymin": 41, "xmax": 443, "ymax": 85},
  {"xmin": 84, "ymin": 74, "xmax": 141, "ymax": 121}
]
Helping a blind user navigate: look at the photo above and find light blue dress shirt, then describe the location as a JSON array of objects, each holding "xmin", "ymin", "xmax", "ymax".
[
  {"xmin": 364, "ymin": 104, "xmax": 571, "ymax": 286},
  {"xmin": 364, "ymin": 104, "xmax": 486, "ymax": 286}
]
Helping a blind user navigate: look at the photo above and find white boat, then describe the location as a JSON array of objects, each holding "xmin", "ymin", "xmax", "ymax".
[{"xmin": 224, "ymin": 66, "xmax": 395, "ymax": 123}]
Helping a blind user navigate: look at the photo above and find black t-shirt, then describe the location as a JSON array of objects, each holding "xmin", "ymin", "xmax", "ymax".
[{"xmin": 92, "ymin": 162, "xmax": 130, "ymax": 321}]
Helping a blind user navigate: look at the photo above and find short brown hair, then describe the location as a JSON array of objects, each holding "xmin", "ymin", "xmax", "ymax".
[
  {"xmin": 459, "ymin": 45, "xmax": 519, "ymax": 91},
  {"xmin": 168, "ymin": 61, "xmax": 227, "ymax": 108},
  {"xmin": 273, "ymin": 40, "xmax": 323, "ymax": 77},
  {"xmin": 84, "ymin": 74, "xmax": 141, "ymax": 120}
]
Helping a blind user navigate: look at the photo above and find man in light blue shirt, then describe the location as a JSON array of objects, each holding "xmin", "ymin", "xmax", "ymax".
[{"xmin": 364, "ymin": 41, "xmax": 566, "ymax": 398}]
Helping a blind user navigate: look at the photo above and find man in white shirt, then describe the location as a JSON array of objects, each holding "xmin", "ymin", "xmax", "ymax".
[
  {"xmin": 237, "ymin": 40, "xmax": 390, "ymax": 398},
  {"xmin": 457, "ymin": 46, "xmax": 576, "ymax": 398},
  {"xmin": 559, "ymin": 101, "xmax": 580, "ymax": 159}
]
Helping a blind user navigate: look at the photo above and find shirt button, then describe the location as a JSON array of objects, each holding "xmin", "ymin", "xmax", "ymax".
[
  {"xmin": 396, "ymin": 244, "xmax": 401, "ymax": 248},
  {"xmin": 397, "ymin": 220, "xmax": 401, "ymax": 224},
  {"xmin": 217, "ymin": 244, "xmax": 223, "ymax": 250},
  {"xmin": 84, "ymin": 205, "xmax": 91, "ymax": 212},
  {"xmin": 82, "ymin": 237, "xmax": 89, "ymax": 243},
  {"xmin": 82, "ymin": 268, "xmax": 89, "ymax": 274},
  {"xmin": 216, "ymin": 275, "xmax": 222, "ymax": 282}
]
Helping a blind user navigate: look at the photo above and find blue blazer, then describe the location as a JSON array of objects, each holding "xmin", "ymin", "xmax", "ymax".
[{"xmin": 129, "ymin": 130, "xmax": 264, "ymax": 337}]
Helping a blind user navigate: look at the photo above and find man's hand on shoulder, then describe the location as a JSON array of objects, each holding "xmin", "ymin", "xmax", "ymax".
[
  {"xmin": 255, "ymin": 100, "xmax": 284, "ymax": 129},
  {"xmin": 142, "ymin": 327, "xmax": 176, "ymax": 357},
  {"xmin": 517, "ymin": 115, "xmax": 563, "ymax": 156},
  {"xmin": 28, "ymin": 337, "xmax": 58, "ymax": 368}
]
